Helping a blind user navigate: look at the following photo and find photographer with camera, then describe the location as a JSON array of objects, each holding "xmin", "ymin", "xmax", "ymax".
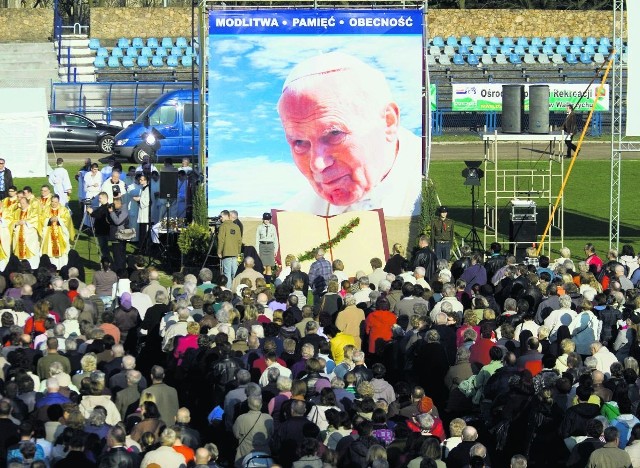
[
  {"xmin": 86, "ymin": 192, "xmax": 111, "ymax": 260},
  {"xmin": 101, "ymin": 169, "xmax": 126, "ymax": 204},
  {"xmin": 108, "ymin": 197, "xmax": 129, "ymax": 273}
]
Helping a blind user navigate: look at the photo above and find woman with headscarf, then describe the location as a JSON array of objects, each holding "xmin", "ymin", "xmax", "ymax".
[{"xmin": 113, "ymin": 292, "xmax": 139, "ymax": 346}]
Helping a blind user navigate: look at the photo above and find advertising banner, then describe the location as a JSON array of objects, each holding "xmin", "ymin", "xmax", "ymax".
[
  {"xmin": 627, "ymin": 0, "xmax": 640, "ymax": 136},
  {"xmin": 207, "ymin": 9, "xmax": 425, "ymax": 218},
  {"xmin": 451, "ymin": 83, "xmax": 610, "ymax": 112}
]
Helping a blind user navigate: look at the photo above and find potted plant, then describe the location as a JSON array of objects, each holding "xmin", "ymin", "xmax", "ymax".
[{"xmin": 177, "ymin": 222, "xmax": 211, "ymax": 271}]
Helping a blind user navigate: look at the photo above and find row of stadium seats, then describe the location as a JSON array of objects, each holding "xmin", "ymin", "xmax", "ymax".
[
  {"xmin": 96, "ymin": 46, "xmax": 196, "ymax": 59},
  {"xmin": 89, "ymin": 37, "xmax": 197, "ymax": 50},
  {"xmin": 429, "ymin": 51, "xmax": 626, "ymax": 67},
  {"xmin": 430, "ymin": 44, "xmax": 614, "ymax": 58},
  {"xmin": 94, "ymin": 54, "xmax": 197, "ymax": 69},
  {"xmin": 431, "ymin": 35, "xmax": 615, "ymax": 48}
]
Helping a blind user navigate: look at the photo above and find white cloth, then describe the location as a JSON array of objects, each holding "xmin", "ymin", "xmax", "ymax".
[
  {"xmin": 544, "ymin": 308, "xmax": 576, "ymax": 341},
  {"xmin": 284, "ymin": 128, "xmax": 422, "ymax": 216},
  {"xmin": 259, "ymin": 362, "xmax": 292, "ymax": 386},
  {"xmin": 368, "ymin": 268, "xmax": 387, "ymax": 291},
  {"xmin": 126, "ymin": 184, "xmax": 141, "ymax": 241},
  {"xmin": 593, "ymin": 346, "xmax": 619, "ymax": 377},
  {"xmin": 131, "ymin": 292, "xmax": 153, "ymax": 321},
  {"xmin": 137, "ymin": 185, "xmax": 151, "ymax": 224},
  {"xmin": 83, "ymin": 171, "xmax": 102, "ymax": 202},
  {"xmin": 568, "ymin": 311, "xmax": 602, "ymax": 356},
  {"xmin": 101, "ymin": 179, "xmax": 126, "ymax": 203},
  {"xmin": 48, "ymin": 167, "xmax": 72, "ymax": 206},
  {"xmin": 77, "ymin": 169, "xmax": 89, "ymax": 200}
]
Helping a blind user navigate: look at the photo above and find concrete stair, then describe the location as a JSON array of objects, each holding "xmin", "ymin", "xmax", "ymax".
[
  {"xmin": 0, "ymin": 42, "xmax": 59, "ymax": 102},
  {"xmin": 54, "ymin": 34, "xmax": 96, "ymax": 83}
]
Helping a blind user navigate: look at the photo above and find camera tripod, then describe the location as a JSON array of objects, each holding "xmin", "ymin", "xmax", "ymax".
[
  {"xmin": 202, "ymin": 224, "xmax": 222, "ymax": 272},
  {"xmin": 73, "ymin": 204, "xmax": 100, "ymax": 261}
]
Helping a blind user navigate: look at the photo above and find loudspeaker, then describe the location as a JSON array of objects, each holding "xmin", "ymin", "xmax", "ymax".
[
  {"xmin": 509, "ymin": 220, "xmax": 537, "ymax": 261},
  {"xmin": 159, "ymin": 171, "xmax": 178, "ymax": 199},
  {"xmin": 502, "ymin": 85, "xmax": 525, "ymax": 133},
  {"xmin": 529, "ymin": 85, "xmax": 550, "ymax": 134}
]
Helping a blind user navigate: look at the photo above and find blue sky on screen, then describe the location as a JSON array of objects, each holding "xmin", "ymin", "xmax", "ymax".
[{"xmin": 207, "ymin": 34, "xmax": 423, "ymax": 216}]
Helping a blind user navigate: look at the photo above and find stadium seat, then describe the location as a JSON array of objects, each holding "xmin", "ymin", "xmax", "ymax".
[
  {"xmin": 509, "ymin": 53, "xmax": 522, "ymax": 65},
  {"xmin": 481, "ymin": 54, "xmax": 493, "ymax": 65},
  {"xmin": 170, "ymin": 47, "xmax": 184, "ymax": 57},
  {"xmin": 94, "ymin": 56, "xmax": 106, "ymax": 68},
  {"xmin": 122, "ymin": 56, "xmax": 134, "ymax": 68},
  {"xmin": 572, "ymin": 36, "xmax": 584, "ymax": 46},
  {"xmin": 531, "ymin": 37, "xmax": 543, "ymax": 47},
  {"xmin": 514, "ymin": 45, "xmax": 526, "ymax": 56},
  {"xmin": 132, "ymin": 37, "xmax": 144, "ymax": 48},
  {"xmin": 432, "ymin": 36, "xmax": 445, "ymax": 47},
  {"xmin": 167, "ymin": 56, "xmax": 179, "ymax": 67},
  {"xmin": 458, "ymin": 45, "xmax": 470, "ymax": 55},
  {"xmin": 117, "ymin": 38, "xmax": 130, "ymax": 48},
  {"xmin": 503, "ymin": 37, "xmax": 514, "ymax": 47},
  {"xmin": 517, "ymin": 37, "xmax": 529, "ymax": 47},
  {"xmin": 137, "ymin": 56, "xmax": 149, "ymax": 67},
  {"xmin": 486, "ymin": 45, "xmax": 498, "ymax": 56},
  {"xmin": 579, "ymin": 53, "xmax": 592, "ymax": 64},
  {"xmin": 151, "ymin": 56, "xmax": 164, "ymax": 67},
  {"xmin": 622, "ymin": 53, "xmax": 628, "ymax": 64},
  {"xmin": 96, "ymin": 47, "xmax": 108, "ymax": 58},
  {"xmin": 586, "ymin": 36, "xmax": 598, "ymax": 46},
  {"xmin": 453, "ymin": 54, "xmax": 465, "ymax": 65},
  {"xmin": 185, "ymin": 46, "xmax": 194, "ymax": 57},
  {"xmin": 176, "ymin": 37, "xmax": 188, "ymax": 48},
  {"xmin": 523, "ymin": 53, "xmax": 536, "ymax": 64},
  {"xmin": 443, "ymin": 45, "xmax": 456, "ymax": 56},
  {"xmin": 593, "ymin": 53, "xmax": 605, "ymax": 64},
  {"xmin": 461, "ymin": 36, "xmax": 472, "ymax": 46},
  {"xmin": 551, "ymin": 54, "xmax": 564, "ymax": 65},
  {"xmin": 528, "ymin": 46, "xmax": 540, "ymax": 56},
  {"xmin": 88, "ymin": 38, "xmax": 101, "ymax": 50},
  {"xmin": 155, "ymin": 47, "xmax": 167, "ymax": 57},
  {"xmin": 181, "ymin": 55, "xmax": 193, "ymax": 67},
  {"xmin": 429, "ymin": 45, "xmax": 440, "ymax": 56},
  {"xmin": 583, "ymin": 44, "xmax": 595, "ymax": 56},
  {"xmin": 542, "ymin": 45, "xmax": 554, "ymax": 56},
  {"xmin": 161, "ymin": 37, "xmax": 174, "ymax": 48},
  {"xmin": 569, "ymin": 45, "xmax": 581, "ymax": 55},
  {"xmin": 566, "ymin": 53, "xmax": 578, "ymax": 64},
  {"xmin": 147, "ymin": 38, "xmax": 159, "ymax": 48},
  {"xmin": 500, "ymin": 45, "xmax": 512, "ymax": 55},
  {"xmin": 600, "ymin": 37, "xmax": 611, "ymax": 47},
  {"xmin": 556, "ymin": 45, "xmax": 568, "ymax": 56},
  {"xmin": 475, "ymin": 36, "xmax": 486, "ymax": 47},
  {"xmin": 107, "ymin": 56, "xmax": 120, "ymax": 68},
  {"xmin": 126, "ymin": 47, "xmax": 138, "ymax": 57},
  {"xmin": 489, "ymin": 37, "xmax": 500, "ymax": 47},
  {"xmin": 140, "ymin": 47, "xmax": 153, "ymax": 58},
  {"xmin": 446, "ymin": 36, "xmax": 458, "ymax": 47},
  {"xmin": 427, "ymin": 55, "xmax": 437, "ymax": 66},
  {"xmin": 537, "ymin": 54, "xmax": 550, "ymax": 65},
  {"xmin": 544, "ymin": 37, "xmax": 557, "ymax": 46},
  {"xmin": 472, "ymin": 45, "xmax": 484, "ymax": 56},
  {"xmin": 111, "ymin": 47, "xmax": 123, "ymax": 58},
  {"xmin": 597, "ymin": 44, "xmax": 610, "ymax": 55},
  {"xmin": 559, "ymin": 36, "xmax": 570, "ymax": 46},
  {"xmin": 495, "ymin": 54, "xmax": 508, "ymax": 65},
  {"xmin": 467, "ymin": 54, "xmax": 479, "ymax": 66}
]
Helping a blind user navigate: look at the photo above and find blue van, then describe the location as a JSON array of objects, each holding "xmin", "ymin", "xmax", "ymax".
[{"xmin": 113, "ymin": 89, "xmax": 200, "ymax": 163}]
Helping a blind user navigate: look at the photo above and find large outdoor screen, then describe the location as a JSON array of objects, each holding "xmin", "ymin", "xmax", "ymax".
[{"xmin": 207, "ymin": 9, "xmax": 425, "ymax": 218}]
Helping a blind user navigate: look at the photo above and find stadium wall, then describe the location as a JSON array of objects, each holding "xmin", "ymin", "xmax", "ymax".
[
  {"xmin": 0, "ymin": 9, "xmax": 52, "ymax": 42},
  {"xmin": 86, "ymin": 8, "xmax": 622, "ymax": 42}
]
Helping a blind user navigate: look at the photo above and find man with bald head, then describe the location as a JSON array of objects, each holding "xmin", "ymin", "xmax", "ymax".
[
  {"xmin": 175, "ymin": 407, "xmax": 201, "ymax": 450},
  {"xmin": 446, "ymin": 426, "xmax": 491, "ymax": 468},
  {"xmin": 278, "ymin": 51, "xmax": 422, "ymax": 216},
  {"xmin": 232, "ymin": 256, "xmax": 264, "ymax": 292},
  {"xmin": 592, "ymin": 370, "xmax": 613, "ymax": 403},
  {"xmin": 194, "ymin": 447, "xmax": 211, "ymax": 468}
]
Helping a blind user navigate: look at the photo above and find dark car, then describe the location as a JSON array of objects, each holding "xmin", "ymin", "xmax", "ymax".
[{"xmin": 47, "ymin": 111, "xmax": 122, "ymax": 153}]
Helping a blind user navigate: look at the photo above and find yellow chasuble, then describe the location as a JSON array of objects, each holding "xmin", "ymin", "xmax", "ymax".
[
  {"xmin": 11, "ymin": 206, "xmax": 40, "ymax": 262},
  {"xmin": 41, "ymin": 205, "xmax": 74, "ymax": 265}
]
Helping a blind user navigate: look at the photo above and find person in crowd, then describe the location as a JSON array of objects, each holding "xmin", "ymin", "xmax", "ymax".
[
  {"xmin": 217, "ymin": 210, "xmax": 243, "ymax": 289},
  {"xmin": 40, "ymin": 195, "xmax": 74, "ymax": 270},
  {"xmin": 255, "ymin": 212, "xmax": 278, "ymax": 282},
  {"xmin": 0, "ymin": 157, "xmax": 14, "ymax": 200},
  {"xmin": 11, "ymin": 196, "xmax": 40, "ymax": 269},
  {"xmin": 48, "ymin": 158, "xmax": 72, "ymax": 208},
  {"xmin": 132, "ymin": 174, "xmax": 151, "ymax": 254}
]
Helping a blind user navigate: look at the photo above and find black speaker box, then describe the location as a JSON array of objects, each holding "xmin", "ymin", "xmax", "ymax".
[
  {"xmin": 509, "ymin": 220, "xmax": 537, "ymax": 261},
  {"xmin": 159, "ymin": 171, "xmax": 178, "ymax": 199},
  {"xmin": 502, "ymin": 85, "xmax": 525, "ymax": 134},
  {"xmin": 529, "ymin": 85, "xmax": 550, "ymax": 134}
]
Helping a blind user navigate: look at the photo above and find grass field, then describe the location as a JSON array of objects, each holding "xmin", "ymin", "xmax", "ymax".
[{"xmin": 13, "ymin": 156, "xmax": 640, "ymax": 281}]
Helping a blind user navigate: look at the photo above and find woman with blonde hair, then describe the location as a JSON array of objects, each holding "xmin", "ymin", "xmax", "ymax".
[
  {"xmin": 456, "ymin": 309, "xmax": 480, "ymax": 347},
  {"xmin": 384, "ymin": 243, "xmax": 406, "ymax": 276},
  {"xmin": 276, "ymin": 253, "xmax": 297, "ymax": 286}
]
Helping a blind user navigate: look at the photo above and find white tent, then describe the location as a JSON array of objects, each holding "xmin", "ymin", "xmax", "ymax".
[{"xmin": 0, "ymin": 88, "xmax": 49, "ymax": 177}]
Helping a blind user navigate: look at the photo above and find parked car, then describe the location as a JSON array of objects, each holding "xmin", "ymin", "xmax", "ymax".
[{"xmin": 47, "ymin": 111, "xmax": 121, "ymax": 153}]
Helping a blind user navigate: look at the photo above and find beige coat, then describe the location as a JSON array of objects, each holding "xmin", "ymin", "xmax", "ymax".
[{"xmin": 335, "ymin": 305, "xmax": 365, "ymax": 350}]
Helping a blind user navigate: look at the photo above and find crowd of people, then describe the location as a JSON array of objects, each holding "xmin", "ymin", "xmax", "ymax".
[{"xmin": 0, "ymin": 225, "xmax": 638, "ymax": 468}]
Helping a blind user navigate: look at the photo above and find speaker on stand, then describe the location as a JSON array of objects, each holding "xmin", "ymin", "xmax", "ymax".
[
  {"xmin": 502, "ymin": 85, "xmax": 525, "ymax": 134},
  {"xmin": 529, "ymin": 85, "xmax": 550, "ymax": 134}
]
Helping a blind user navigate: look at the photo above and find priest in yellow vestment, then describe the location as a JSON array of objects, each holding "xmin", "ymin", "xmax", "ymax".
[
  {"xmin": 11, "ymin": 197, "xmax": 40, "ymax": 269},
  {"xmin": 0, "ymin": 202, "xmax": 11, "ymax": 271},
  {"xmin": 41, "ymin": 195, "xmax": 75, "ymax": 270}
]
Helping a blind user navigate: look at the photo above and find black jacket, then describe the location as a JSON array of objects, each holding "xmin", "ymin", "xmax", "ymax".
[
  {"xmin": 0, "ymin": 168, "xmax": 13, "ymax": 192},
  {"xmin": 91, "ymin": 203, "xmax": 110, "ymax": 236},
  {"xmin": 560, "ymin": 402, "xmax": 601, "ymax": 438},
  {"xmin": 484, "ymin": 254, "xmax": 507, "ymax": 281},
  {"xmin": 98, "ymin": 446, "xmax": 141, "ymax": 468},
  {"xmin": 410, "ymin": 247, "xmax": 438, "ymax": 283}
]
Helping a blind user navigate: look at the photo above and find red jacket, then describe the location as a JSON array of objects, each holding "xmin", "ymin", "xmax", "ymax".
[
  {"xmin": 365, "ymin": 309, "xmax": 397, "ymax": 354},
  {"xmin": 469, "ymin": 337, "xmax": 496, "ymax": 367}
]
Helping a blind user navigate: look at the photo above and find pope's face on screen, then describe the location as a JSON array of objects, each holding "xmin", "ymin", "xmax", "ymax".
[{"xmin": 278, "ymin": 74, "xmax": 399, "ymax": 206}]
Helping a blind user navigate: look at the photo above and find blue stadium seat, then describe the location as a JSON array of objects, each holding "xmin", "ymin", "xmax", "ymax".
[
  {"xmin": 593, "ymin": 53, "xmax": 605, "ymax": 64},
  {"xmin": 147, "ymin": 38, "xmax": 159, "ymax": 48},
  {"xmin": 167, "ymin": 56, "xmax": 179, "ymax": 67},
  {"xmin": 566, "ymin": 53, "xmax": 578, "ymax": 64},
  {"xmin": 453, "ymin": 54, "xmax": 465, "ymax": 65},
  {"xmin": 569, "ymin": 45, "xmax": 581, "ymax": 55},
  {"xmin": 600, "ymin": 37, "xmax": 611, "ymax": 47},
  {"xmin": 583, "ymin": 44, "xmax": 595, "ymax": 56},
  {"xmin": 122, "ymin": 56, "xmax": 134, "ymax": 68},
  {"xmin": 531, "ymin": 37, "xmax": 543, "ymax": 47},
  {"xmin": 509, "ymin": 53, "xmax": 522, "ymax": 64},
  {"xmin": 96, "ymin": 47, "xmax": 108, "ymax": 58},
  {"xmin": 195, "ymin": 54, "xmax": 200, "ymax": 66},
  {"xmin": 151, "ymin": 56, "xmax": 164, "ymax": 67},
  {"xmin": 107, "ymin": 56, "xmax": 120, "ymax": 68},
  {"xmin": 559, "ymin": 36, "xmax": 570, "ymax": 46},
  {"xmin": 500, "ymin": 45, "xmax": 512, "ymax": 55},
  {"xmin": 94, "ymin": 56, "xmax": 106, "ymax": 68},
  {"xmin": 161, "ymin": 37, "xmax": 173, "ymax": 48},
  {"xmin": 185, "ymin": 46, "xmax": 194, "ymax": 57},
  {"xmin": 458, "ymin": 45, "xmax": 470, "ymax": 55},
  {"xmin": 556, "ymin": 45, "xmax": 568, "ymax": 56},
  {"xmin": 126, "ymin": 47, "xmax": 138, "ymax": 57},
  {"xmin": 176, "ymin": 37, "xmax": 188, "ymax": 48},
  {"xmin": 140, "ymin": 47, "xmax": 153, "ymax": 58},
  {"xmin": 503, "ymin": 37, "xmax": 514, "ymax": 47},
  {"xmin": 446, "ymin": 36, "xmax": 458, "ymax": 47},
  {"xmin": 155, "ymin": 47, "xmax": 167, "ymax": 57},
  {"xmin": 111, "ymin": 47, "xmax": 123, "ymax": 58},
  {"xmin": 542, "ymin": 45, "xmax": 554, "ymax": 55},
  {"xmin": 89, "ymin": 38, "xmax": 101, "ymax": 50},
  {"xmin": 170, "ymin": 47, "xmax": 183, "ymax": 57},
  {"xmin": 586, "ymin": 37, "xmax": 597, "ymax": 46},
  {"xmin": 544, "ymin": 37, "xmax": 557, "ymax": 46},
  {"xmin": 517, "ymin": 37, "xmax": 529, "ymax": 47},
  {"xmin": 579, "ymin": 53, "xmax": 592, "ymax": 64},
  {"xmin": 132, "ymin": 37, "xmax": 144, "ymax": 48},
  {"xmin": 572, "ymin": 36, "xmax": 584, "ymax": 46},
  {"xmin": 467, "ymin": 54, "xmax": 479, "ymax": 66},
  {"xmin": 117, "ymin": 38, "xmax": 130, "ymax": 48},
  {"xmin": 432, "ymin": 36, "xmax": 445, "ymax": 47},
  {"xmin": 475, "ymin": 36, "xmax": 486, "ymax": 47},
  {"xmin": 514, "ymin": 45, "xmax": 526, "ymax": 56},
  {"xmin": 472, "ymin": 45, "xmax": 484, "ymax": 56},
  {"xmin": 460, "ymin": 36, "xmax": 472, "ymax": 46},
  {"xmin": 181, "ymin": 55, "xmax": 193, "ymax": 67},
  {"xmin": 528, "ymin": 46, "xmax": 540, "ymax": 56},
  {"xmin": 137, "ymin": 56, "xmax": 149, "ymax": 67},
  {"xmin": 489, "ymin": 37, "xmax": 500, "ymax": 47},
  {"xmin": 597, "ymin": 44, "xmax": 609, "ymax": 55},
  {"xmin": 486, "ymin": 45, "xmax": 498, "ymax": 56}
]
